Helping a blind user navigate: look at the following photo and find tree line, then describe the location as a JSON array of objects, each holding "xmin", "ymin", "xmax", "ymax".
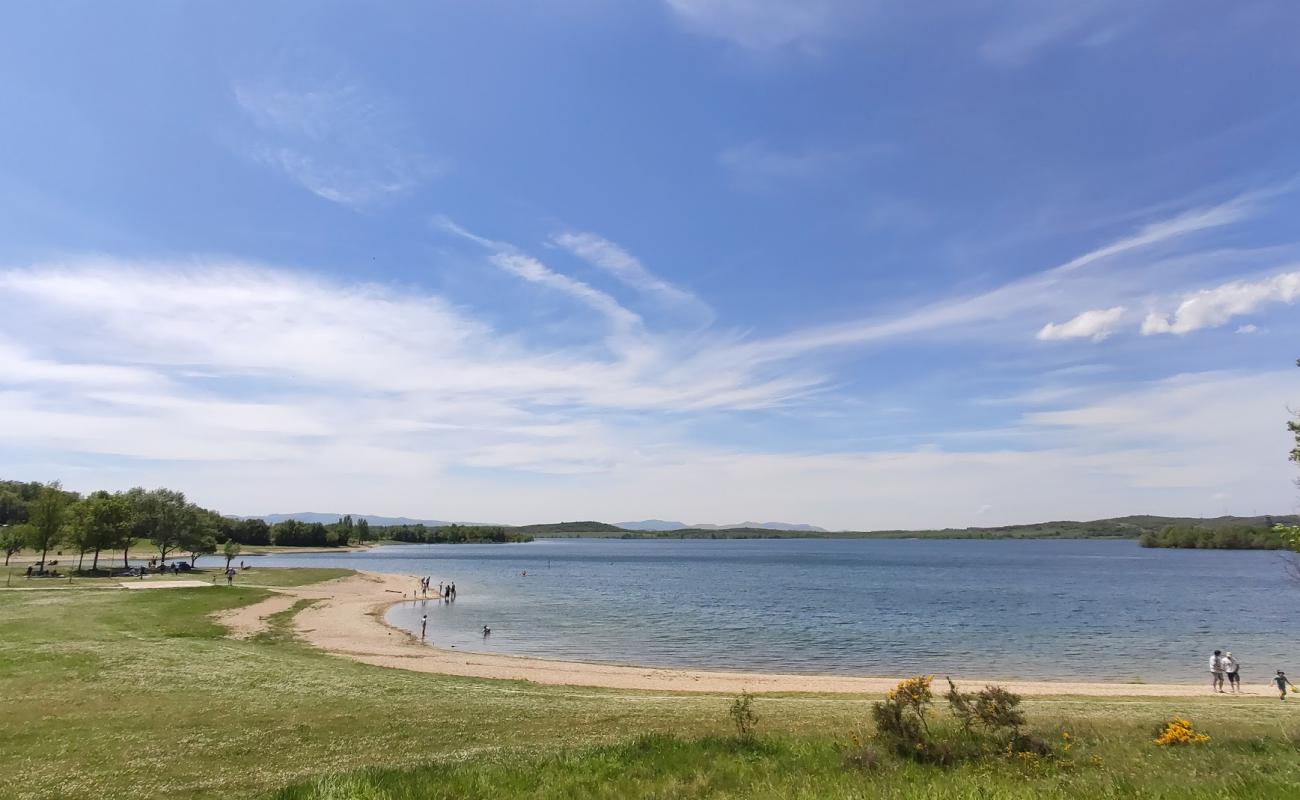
[
  {"xmin": 1, "ymin": 482, "xmax": 226, "ymax": 571},
  {"xmin": 2, "ymin": 481, "xmax": 533, "ymax": 572},
  {"xmin": 1137, "ymin": 524, "xmax": 1289, "ymax": 550},
  {"xmin": 381, "ymin": 523, "xmax": 531, "ymax": 544},
  {"xmin": 0, "ymin": 481, "xmax": 369, "ymax": 573}
]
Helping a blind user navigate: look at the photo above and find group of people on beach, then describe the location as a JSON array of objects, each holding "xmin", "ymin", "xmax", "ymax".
[
  {"xmin": 418, "ymin": 576, "xmax": 455, "ymax": 600},
  {"xmin": 1210, "ymin": 649, "xmax": 1294, "ymax": 699}
]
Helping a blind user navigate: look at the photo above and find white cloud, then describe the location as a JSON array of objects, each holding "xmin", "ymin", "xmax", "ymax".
[
  {"xmin": 2, "ymin": 258, "xmax": 1296, "ymax": 527},
  {"xmin": 233, "ymin": 80, "xmax": 442, "ymax": 208},
  {"xmin": 1141, "ymin": 270, "xmax": 1300, "ymax": 335},
  {"xmin": 437, "ymin": 218, "xmax": 644, "ymax": 335},
  {"xmin": 551, "ymin": 231, "xmax": 713, "ymax": 323},
  {"xmin": 735, "ymin": 194, "xmax": 1258, "ymax": 362},
  {"xmin": 1036, "ymin": 306, "xmax": 1126, "ymax": 342},
  {"xmin": 1235, "ymin": 324, "xmax": 1259, "ymax": 334},
  {"xmin": 980, "ymin": 2, "xmax": 1115, "ymax": 66},
  {"xmin": 663, "ymin": 0, "xmax": 857, "ymax": 49},
  {"xmin": 717, "ymin": 141, "xmax": 855, "ymax": 182}
]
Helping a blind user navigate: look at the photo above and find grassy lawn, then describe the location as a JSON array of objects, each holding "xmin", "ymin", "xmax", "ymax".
[
  {"xmin": 1, "ymin": 564, "xmax": 353, "ymax": 589},
  {"xmin": 1, "ymin": 571, "xmax": 1297, "ymax": 799}
]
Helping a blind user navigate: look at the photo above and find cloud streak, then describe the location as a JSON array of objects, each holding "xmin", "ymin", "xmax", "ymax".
[
  {"xmin": 663, "ymin": 0, "xmax": 854, "ymax": 50},
  {"xmin": 2, "ymin": 254, "xmax": 1295, "ymax": 527},
  {"xmin": 552, "ymin": 231, "xmax": 713, "ymax": 323},
  {"xmin": 233, "ymin": 79, "xmax": 443, "ymax": 208}
]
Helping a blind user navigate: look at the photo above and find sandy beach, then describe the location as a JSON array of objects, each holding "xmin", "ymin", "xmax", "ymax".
[{"xmin": 219, "ymin": 570, "xmax": 1254, "ymax": 697}]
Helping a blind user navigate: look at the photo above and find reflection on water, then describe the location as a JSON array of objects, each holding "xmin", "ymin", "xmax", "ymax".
[{"xmin": 253, "ymin": 538, "xmax": 1298, "ymax": 681}]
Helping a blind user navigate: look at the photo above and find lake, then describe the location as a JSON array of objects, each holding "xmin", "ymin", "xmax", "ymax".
[{"xmin": 251, "ymin": 537, "xmax": 1298, "ymax": 682}]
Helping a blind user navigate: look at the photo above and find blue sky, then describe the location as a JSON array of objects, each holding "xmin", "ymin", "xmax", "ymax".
[{"xmin": 2, "ymin": 1, "xmax": 1298, "ymax": 528}]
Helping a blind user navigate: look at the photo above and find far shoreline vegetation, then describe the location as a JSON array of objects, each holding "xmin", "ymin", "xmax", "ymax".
[
  {"xmin": 0, "ymin": 480, "xmax": 533, "ymax": 573},
  {"xmin": 4, "ymin": 479, "xmax": 1299, "ymax": 563},
  {"xmin": 515, "ymin": 515, "xmax": 1300, "ymax": 546}
]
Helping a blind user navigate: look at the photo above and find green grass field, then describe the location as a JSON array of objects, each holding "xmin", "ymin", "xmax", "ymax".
[{"xmin": 2, "ymin": 569, "xmax": 1297, "ymax": 799}]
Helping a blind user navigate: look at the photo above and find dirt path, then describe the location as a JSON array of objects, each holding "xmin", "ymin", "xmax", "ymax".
[
  {"xmin": 214, "ymin": 593, "xmax": 300, "ymax": 638},
  {"xmin": 211, "ymin": 570, "xmax": 1253, "ymax": 697}
]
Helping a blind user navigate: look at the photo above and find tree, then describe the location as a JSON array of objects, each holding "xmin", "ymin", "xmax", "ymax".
[
  {"xmin": 1277, "ymin": 358, "xmax": 1300, "ymax": 577},
  {"xmin": 26, "ymin": 484, "xmax": 69, "ymax": 567},
  {"xmin": 67, "ymin": 491, "xmax": 133, "ymax": 572},
  {"xmin": 2, "ymin": 525, "xmax": 26, "ymax": 565},
  {"xmin": 180, "ymin": 505, "xmax": 219, "ymax": 567},
  {"xmin": 223, "ymin": 539, "xmax": 241, "ymax": 571},
  {"xmin": 126, "ymin": 488, "xmax": 188, "ymax": 563}
]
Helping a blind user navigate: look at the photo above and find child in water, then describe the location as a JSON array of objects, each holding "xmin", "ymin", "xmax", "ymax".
[{"xmin": 1271, "ymin": 670, "xmax": 1294, "ymax": 700}]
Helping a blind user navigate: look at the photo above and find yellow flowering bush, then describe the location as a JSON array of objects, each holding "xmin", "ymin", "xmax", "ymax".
[
  {"xmin": 1155, "ymin": 718, "xmax": 1210, "ymax": 746},
  {"xmin": 888, "ymin": 675, "xmax": 934, "ymax": 714}
]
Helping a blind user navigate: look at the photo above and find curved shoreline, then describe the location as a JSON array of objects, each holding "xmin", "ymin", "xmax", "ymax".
[{"xmin": 243, "ymin": 571, "xmax": 1252, "ymax": 697}]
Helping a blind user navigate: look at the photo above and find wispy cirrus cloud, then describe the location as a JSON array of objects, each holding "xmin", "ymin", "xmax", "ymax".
[
  {"xmin": 233, "ymin": 79, "xmax": 444, "ymax": 208},
  {"xmin": 2, "ymin": 244, "xmax": 1295, "ymax": 526},
  {"xmin": 436, "ymin": 217, "xmax": 644, "ymax": 335},
  {"xmin": 979, "ymin": 1, "xmax": 1120, "ymax": 66},
  {"xmin": 662, "ymin": 0, "xmax": 859, "ymax": 50},
  {"xmin": 717, "ymin": 141, "xmax": 862, "ymax": 184},
  {"xmin": 733, "ymin": 191, "xmax": 1262, "ymax": 362},
  {"xmin": 551, "ymin": 231, "xmax": 713, "ymax": 323}
]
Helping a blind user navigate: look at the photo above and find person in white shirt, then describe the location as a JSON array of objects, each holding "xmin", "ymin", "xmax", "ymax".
[
  {"xmin": 1210, "ymin": 650, "xmax": 1226, "ymax": 693},
  {"xmin": 1223, "ymin": 652, "xmax": 1241, "ymax": 693}
]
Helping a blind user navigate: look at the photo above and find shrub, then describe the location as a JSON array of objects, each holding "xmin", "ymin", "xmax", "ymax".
[
  {"xmin": 945, "ymin": 678, "xmax": 978, "ymax": 733},
  {"xmin": 872, "ymin": 676, "xmax": 959, "ymax": 764},
  {"xmin": 1155, "ymin": 718, "xmax": 1210, "ymax": 746},
  {"xmin": 888, "ymin": 675, "xmax": 935, "ymax": 731},
  {"xmin": 945, "ymin": 678, "xmax": 1025, "ymax": 737},
  {"xmin": 728, "ymin": 691, "xmax": 758, "ymax": 740},
  {"xmin": 974, "ymin": 685, "xmax": 1025, "ymax": 733}
]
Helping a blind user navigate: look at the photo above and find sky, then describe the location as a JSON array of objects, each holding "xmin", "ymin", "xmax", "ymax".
[{"xmin": 1, "ymin": 1, "xmax": 1299, "ymax": 529}]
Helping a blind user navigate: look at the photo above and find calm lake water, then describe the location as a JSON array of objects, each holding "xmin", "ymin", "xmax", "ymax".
[{"xmin": 252, "ymin": 538, "xmax": 1298, "ymax": 682}]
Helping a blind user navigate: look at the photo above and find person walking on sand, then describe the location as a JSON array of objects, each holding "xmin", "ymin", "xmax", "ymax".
[
  {"xmin": 1210, "ymin": 650, "xmax": 1226, "ymax": 693},
  {"xmin": 1271, "ymin": 670, "xmax": 1294, "ymax": 700},
  {"xmin": 1223, "ymin": 652, "xmax": 1241, "ymax": 693}
]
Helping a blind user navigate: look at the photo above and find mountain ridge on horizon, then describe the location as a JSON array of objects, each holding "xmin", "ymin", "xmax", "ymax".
[
  {"xmin": 248, "ymin": 513, "xmax": 829, "ymax": 532},
  {"xmin": 240, "ymin": 513, "xmax": 1297, "ymax": 537}
]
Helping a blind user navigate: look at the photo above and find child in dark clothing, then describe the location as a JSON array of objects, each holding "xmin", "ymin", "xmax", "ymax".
[{"xmin": 1271, "ymin": 670, "xmax": 1294, "ymax": 700}]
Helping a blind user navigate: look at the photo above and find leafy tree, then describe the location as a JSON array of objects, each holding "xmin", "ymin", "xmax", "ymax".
[
  {"xmin": 126, "ymin": 487, "xmax": 189, "ymax": 563},
  {"xmin": 180, "ymin": 506, "xmax": 219, "ymax": 567},
  {"xmin": 1275, "ymin": 357, "xmax": 1300, "ymax": 576},
  {"xmin": 2, "ymin": 525, "xmax": 26, "ymax": 565},
  {"xmin": 26, "ymin": 484, "xmax": 70, "ymax": 567},
  {"xmin": 230, "ymin": 518, "xmax": 270, "ymax": 546},
  {"xmin": 0, "ymin": 489, "xmax": 29, "ymax": 526},
  {"xmin": 223, "ymin": 540, "xmax": 242, "ymax": 570},
  {"xmin": 67, "ymin": 491, "xmax": 133, "ymax": 572}
]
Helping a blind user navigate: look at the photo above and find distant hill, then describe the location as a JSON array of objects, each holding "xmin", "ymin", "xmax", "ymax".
[
  {"xmin": 253, "ymin": 512, "xmax": 453, "ymax": 527},
  {"xmin": 617, "ymin": 519, "xmax": 688, "ymax": 531},
  {"xmin": 588, "ymin": 514, "xmax": 1300, "ymax": 540},
  {"xmin": 243, "ymin": 512, "xmax": 1298, "ymax": 540},
  {"xmin": 512, "ymin": 521, "xmax": 627, "ymax": 534},
  {"xmin": 251, "ymin": 515, "xmax": 625, "ymax": 533},
  {"xmin": 691, "ymin": 521, "xmax": 829, "ymax": 532}
]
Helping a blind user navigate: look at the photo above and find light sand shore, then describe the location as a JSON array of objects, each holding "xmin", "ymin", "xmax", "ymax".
[{"xmin": 220, "ymin": 570, "xmax": 1253, "ymax": 697}]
